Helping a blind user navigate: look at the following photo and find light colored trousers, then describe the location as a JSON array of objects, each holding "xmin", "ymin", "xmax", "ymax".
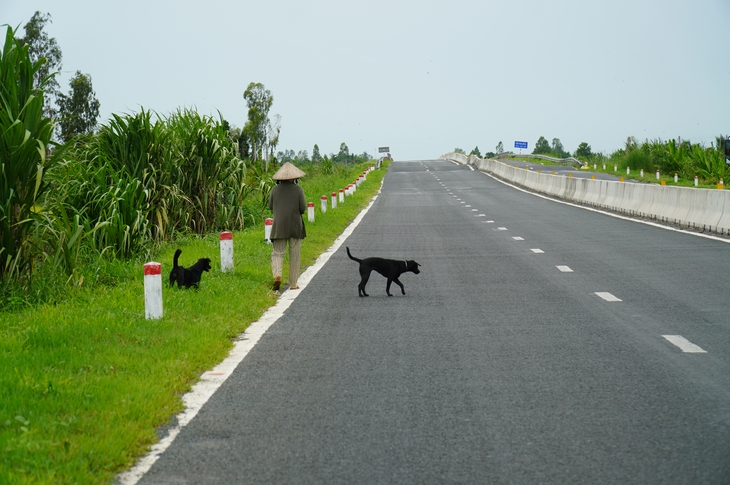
[{"xmin": 271, "ymin": 238, "xmax": 302, "ymax": 286}]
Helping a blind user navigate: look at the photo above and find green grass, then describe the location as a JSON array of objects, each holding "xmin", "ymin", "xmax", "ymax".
[
  {"xmin": 580, "ymin": 162, "xmax": 725, "ymax": 189},
  {"xmin": 0, "ymin": 161, "xmax": 388, "ymax": 484}
]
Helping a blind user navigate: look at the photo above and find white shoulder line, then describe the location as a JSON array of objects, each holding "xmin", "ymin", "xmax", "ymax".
[
  {"xmin": 116, "ymin": 182, "xmax": 383, "ymax": 485},
  {"xmin": 478, "ymin": 170, "xmax": 730, "ymax": 244}
]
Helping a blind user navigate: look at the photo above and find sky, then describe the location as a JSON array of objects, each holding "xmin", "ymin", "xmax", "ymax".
[{"xmin": 4, "ymin": 0, "xmax": 730, "ymax": 161}]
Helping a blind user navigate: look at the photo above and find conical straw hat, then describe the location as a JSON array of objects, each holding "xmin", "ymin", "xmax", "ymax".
[{"xmin": 273, "ymin": 162, "xmax": 306, "ymax": 180}]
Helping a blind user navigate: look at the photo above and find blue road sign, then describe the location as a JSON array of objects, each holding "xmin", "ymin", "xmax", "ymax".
[{"xmin": 514, "ymin": 141, "xmax": 528, "ymax": 149}]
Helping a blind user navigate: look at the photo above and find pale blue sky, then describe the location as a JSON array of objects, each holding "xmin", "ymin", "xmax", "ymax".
[{"xmin": 4, "ymin": 0, "xmax": 730, "ymax": 160}]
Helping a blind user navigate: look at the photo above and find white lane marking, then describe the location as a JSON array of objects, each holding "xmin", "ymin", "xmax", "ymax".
[
  {"xmin": 471, "ymin": 209, "xmax": 479, "ymax": 212},
  {"xmin": 530, "ymin": 248, "xmax": 544, "ymax": 253},
  {"xmin": 464, "ymin": 204, "xmax": 471, "ymax": 207},
  {"xmin": 556, "ymin": 265, "xmax": 573, "ymax": 272},
  {"xmin": 116, "ymin": 182, "xmax": 384, "ymax": 485},
  {"xmin": 476, "ymin": 170, "xmax": 730, "ymax": 245},
  {"xmin": 497, "ymin": 227, "xmax": 508, "ymax": 231},
  {"xmin": 595, "ymin": 292, "xmax": 622, "ymax": 302},
  {"xmin": 512, "ymin": 237, "xmax": 524, "ymax": 241},
  {"xmin": 662, "ymin": 335, "xmax": 707, "ymax": 353},
  {"xmin": 485, "ymin": 220, "xmax": 495, "ymax": 223},
  {"xmin": 475, "ymin": 214, "xmax": 486, "ymax": 217}
]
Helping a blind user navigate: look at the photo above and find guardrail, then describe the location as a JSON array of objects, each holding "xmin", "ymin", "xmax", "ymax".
[
  {"xmin": 440, "ymin": 152, "xmax": 730, "ymax": 236},
  {"xmin": 496, "ymin": 153, "xmax": 582, "ymax": 167}
]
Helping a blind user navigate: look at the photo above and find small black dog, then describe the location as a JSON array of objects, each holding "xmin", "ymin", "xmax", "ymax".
[
  {"xmin": 169, "ymin": 249, "xmax": 212, "ymax": 289},
  {"xmin": 346, "ymin": 247, "xmax": 420, "ymax": 297}
]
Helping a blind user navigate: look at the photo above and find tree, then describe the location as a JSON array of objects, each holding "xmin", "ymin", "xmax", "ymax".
[
  {"xmin": 312, "ymin": 144, "xmax": 321, "ymax": 163},
  {"xmin": 533, "ymin": 136, "xmax": 551, "ymax": 154},
  {"xmin": 574, "ymin": 142, "xmax": 592, "ymax": 159},
  {"xmin": 242, "ymin": 82, "xmax": 273, "ymax": 166},
  {"xmin": 470, "ymin": 146, "xmax": 481, "ymax": 157},
  {"xmin": 454, "ymin": 148, "xmax": 465, "ymax": 154},
  {"xmin": 57, "ymin": 71, "xmax": 100, "ymax": 142},
  {"xmin": 335, "ymin": 142, "xmax": 351, "ymax": 164},
  {"xmin": 551, "ymin": 138, "xmax": 566, "ymax": 158},
  {"xmin": 19, "ymin": 12, "xmax": 62, "ymax": 121},
  {"xmin": 496, "ymin": 141, "xmax": 504, "ymax": 154}
]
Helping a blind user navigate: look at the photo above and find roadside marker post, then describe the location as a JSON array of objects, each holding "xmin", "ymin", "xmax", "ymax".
[
  {"xmin": 144, "ymin": 262, "xmax": 163, "ymax": 320},
  {"xmin": 220, "ymin": 232, "xmax": 233, "ymax": 273},
  {"xmin": 264, "ymin": 218, "xmax": 273, "ymax": 243}
]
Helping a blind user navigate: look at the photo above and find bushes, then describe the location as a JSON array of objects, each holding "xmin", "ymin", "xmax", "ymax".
[
  {"xmin": 605, "ymin": 137, "xmax": 726, "ymax": 183},
  {"xmin": 2, "ymin": 102, "xmax": 277, "ymax": 308}
]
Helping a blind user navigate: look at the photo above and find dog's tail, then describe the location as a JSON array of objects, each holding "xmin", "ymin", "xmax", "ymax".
[
  {"xmin": 173, "ymin": 249, "xmax": 182, "ymax": 268},
  {"xmin": 346, "ymin": 247, "xmax": 362, "ymax": 263}
]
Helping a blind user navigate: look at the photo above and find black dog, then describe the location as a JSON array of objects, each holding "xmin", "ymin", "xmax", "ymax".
[
  {"xmin": 346, "ymin": 247, "xmax": 420, "ymax": 297},
  {"xmin": 169, "ymin": 249, "xmax": 212, "ymax": 289}
]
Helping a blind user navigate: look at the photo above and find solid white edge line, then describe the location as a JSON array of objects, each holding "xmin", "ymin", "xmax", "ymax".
[
  {"xmin": 116, "ymin": 180, "xmax": 384, "ymax": 485},
  {"xmin": 476, "ymin": 169, "xmax": 730, "ymax": 244},
  {"xmin": 662, "ymin": 335, "xmax": 708, "ymax": 353}
]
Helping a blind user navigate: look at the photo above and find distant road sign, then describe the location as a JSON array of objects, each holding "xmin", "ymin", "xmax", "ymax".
[
  {"xmin": 378, "ymin": 147, "xmax": 390, "ymax": 153},
  {"xmin": 514, "ymin": 141, "xmax": 528, "ymax": 149}
]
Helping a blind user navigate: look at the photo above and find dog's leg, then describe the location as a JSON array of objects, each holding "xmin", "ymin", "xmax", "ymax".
[
  {"xmin": 393, "ymin": 278, "xmax": 406, "ymax": 295},
  {"xmin": 386, "ymin": 278, "xmax": 394, "ymax": 297},
  {"xmin": 358, "ymin": 268, "xmax": 371, "ymax": 297}
]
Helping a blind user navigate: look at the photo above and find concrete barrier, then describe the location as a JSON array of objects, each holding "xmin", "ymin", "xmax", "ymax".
[{"xmin": 440, "ymin": 152, "xmax": 730, "ymax": 235}]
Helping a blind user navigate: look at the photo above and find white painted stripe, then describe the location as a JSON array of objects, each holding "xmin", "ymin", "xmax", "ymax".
[
  {"xmin": 662, "ymin": 335, "xmax": 707, "ymax": 353},
  {"xmin": 471, "ymin": 209, "xmax": 479, "ymax": 212},
  {"xmin": 497, "ymin": 227, "xmax": 508, "ymax": 231},
  {"xmin": 477, "ymin": 171, "xmax": 730, "ymax": 245},
  {"xmin": 512, "ymin": 237, "xmax": 524, "ymax": 241},
  {"xmin": 556, "ymin": 265, "xmax": 573, "ymax": 272},
  {"xmin": 486, "ymin": 220, "xmax": 495, "ymax": 223},
  {"xmin": 595, "ymin": 292, "xmax": 622, "ymax": 302},
  {"xmin": 530, "ymin": 248, "xmax": 544, "ymax": 253},
  {"xmin": 116, "ymin": 182, "xmax": 384, "ymax": 485},
  {"xmin": 475, "ymin": 214, "xmax": 486, "ymax": 217}
]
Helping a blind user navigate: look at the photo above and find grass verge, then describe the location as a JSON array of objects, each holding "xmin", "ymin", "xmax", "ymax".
[{"xmin": 0, "ymin": 161, "xmax": 388, "ymax": 484}]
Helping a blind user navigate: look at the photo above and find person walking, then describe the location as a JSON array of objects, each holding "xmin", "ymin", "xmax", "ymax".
[{"xmin": 268, "ymin": 162, "xmax": 307, "ymax": 292}]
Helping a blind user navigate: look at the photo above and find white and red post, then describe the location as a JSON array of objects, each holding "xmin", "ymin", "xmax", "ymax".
[
  {"xmin": 331, "ymin": 192, "xmax": 337, "ymax": 209},
  {"xmin": 144, "ymin": 262, "xmax": 163, "ymax": 320},
  {"xmin": 321, "ymin": 195, "xmax": 327, "ymax": 213},
  {"xmin": 265, "ymin": 218, "xmax": 273, "ymax": 243},
  {"xmin": 308, "ymin": 202, "xmax": 315, "ymax": 222},
  {"xmin": 220, "ymin": 231, "xmax": 234, "ymax": 272},
  {"xmin": 339, "ymin": 189, "xmax": 344, "ymax": 204}
]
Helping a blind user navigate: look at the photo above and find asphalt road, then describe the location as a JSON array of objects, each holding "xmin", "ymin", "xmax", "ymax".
[{"xmin": 134, "ymin": 160, "xmax": 730, "ymax": 484}]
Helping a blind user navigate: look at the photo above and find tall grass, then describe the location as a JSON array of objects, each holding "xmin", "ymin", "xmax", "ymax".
[{"xmin": 579, "ymin": 136, "xmax": 727, "ymax": 184}]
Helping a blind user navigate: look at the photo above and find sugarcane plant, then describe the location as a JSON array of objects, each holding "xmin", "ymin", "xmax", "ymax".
[{"xmin": 0, "ymin": 26, "xmax": 57, "ymax": 285}]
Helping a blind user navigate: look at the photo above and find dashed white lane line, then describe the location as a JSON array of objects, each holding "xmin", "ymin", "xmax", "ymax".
[
  {"xmin": 662, "ymin": 335, "xmax": 707, "ymax": 353},
  {"xmin": 595, "ymin": 292, "xmax": 622, "ymax": 302},
  {"xmin": 556, "ymin": 265, "xmax": 573, "ymax": 272},
  {"xmin": 530, "ymin": 248, "xmax": 544, "ymax": 254},
  {"xmin": 513, "ymin": 237, "xmax": 524, "ymax": 241},
  {"xmin": 497, "ymin": 227, "xmax": 508, "ymax": 231}
]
